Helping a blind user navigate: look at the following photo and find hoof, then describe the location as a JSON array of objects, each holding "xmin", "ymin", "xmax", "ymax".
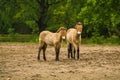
[
  {"xmin": 44, "ymin": 59, "xmax": 46, "ymax": 61},
  {"xmin": 37, "ymin": 57, "xmax": 40, "ymax": 60},
  {"xmin": 56, "ymin": 59, "xmax": 59, "ymax": 61}
]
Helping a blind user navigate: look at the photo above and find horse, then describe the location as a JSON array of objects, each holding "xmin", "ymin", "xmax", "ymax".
[
  {"xmin": 66, "ymin": 22, "xmax": 83, "ymax": 59},
  {"xmin": 37, "ymin": 27, "xmax": 67, "ymax": 61}
]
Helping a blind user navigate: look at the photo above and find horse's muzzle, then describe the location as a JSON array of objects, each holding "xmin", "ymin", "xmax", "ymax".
[
  {"xmin": 77, "ymin": 32, "xmax": 81, "ymax": 35},
  {"xmin": 62, "ymin": 36, "xmax": 66, "ymax": 40}
]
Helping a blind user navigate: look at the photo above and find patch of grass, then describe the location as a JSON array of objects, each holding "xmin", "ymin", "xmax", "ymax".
[
  {"xmin": 82, "ymin": 35, "xmax": 120, "ymax": 46},
  {"xmin": 0, "ymin": 34, "xmax": 120, "ymax": 46},
  {"xmin": 0, "ymin": 34, "xmax": 38, "ymax": 42}
]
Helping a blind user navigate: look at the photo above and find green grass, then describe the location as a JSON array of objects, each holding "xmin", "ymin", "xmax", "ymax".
[
  {"xmin": 82, "ymin": 36, "xmax": 120, "ymax": 46},
  {"xmin": 0, "ymin": 34, "xmax": 38, "ymax": 42},
  {"xmin": 0, "ymin": 34, "xmax": 120, "ymax": 46}
]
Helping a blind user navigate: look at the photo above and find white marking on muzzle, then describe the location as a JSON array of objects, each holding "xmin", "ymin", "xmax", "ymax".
[
  {"xmin": 62, "ymin": 36, "xmax": 65, "ymax": 39},
  {"xmin": 77, "ymin": 32, "xmax": 81, "ymax": 35}
]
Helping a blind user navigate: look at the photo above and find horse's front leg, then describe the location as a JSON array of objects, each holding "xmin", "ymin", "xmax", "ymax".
[
  {"xmin": 70, "ymin": 44, "xmax": 73, "ymax": 59},
  {"xmin": 77, "ymin": 45, "xmax": 80, "ymax": 59},
  {"xmin": 55, "ymin": 46, "xmax": 60, "ymax": 61},
  {"xmin": 72, "ymin": 43, "xmax": 77, "ymax": 59}
]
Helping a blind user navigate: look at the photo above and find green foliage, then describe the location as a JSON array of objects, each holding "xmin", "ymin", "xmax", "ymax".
[
  {"xmin": 25, "ymin": 20, "xmax": 39, "ymax": 34},
  {"xmin": 0, "ymin": 0, "xmax": 120, "ymax": 44},
  {"xmin": 8, "ymin": 28, "xmax": 15, "ymax": 36}
]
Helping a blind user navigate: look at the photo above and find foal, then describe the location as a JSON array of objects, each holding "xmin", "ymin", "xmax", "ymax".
[
  {"xmin": 66, "ymin": 22, "xmax": 83, "ymax": 59},
  {"xmin": 37, "ymin": 27, "xmax": 66, "ymax": 61}
]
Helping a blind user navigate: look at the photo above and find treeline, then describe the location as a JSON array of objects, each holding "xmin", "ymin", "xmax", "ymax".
[{"xmin": 0, "ymin": 0, "xmax": 120, "ymax": 43}]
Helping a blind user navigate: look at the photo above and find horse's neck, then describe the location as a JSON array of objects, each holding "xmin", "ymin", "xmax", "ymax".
[
  {"xmin": 56, "ymin": 32, "xmax": 62, "ymax": 42},
  {"xmin": 75, "ymin": 30, "xmax": 81, "ymax": 39}
]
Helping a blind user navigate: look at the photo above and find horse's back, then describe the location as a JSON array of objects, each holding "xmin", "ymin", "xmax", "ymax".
[
  {"xmin": 40, "ymin": 31, "xmax": 59, "ymax": 46},
  {"xmin": 40, "ymin": 31, "xmax": 52, "ymax": 35},
  {"xmin": 67, "ymin": 28, "xmax": 77, "ymax": 37},
  {"xmin": 67, "ymin": 28, "xmax": 76, "ymax": 34},
  {"xmin": 45, "ymin": 33, "xmax": 61, "ymax": 45},
  {"xmin": 39, "ymin": 31, "xmax": 52, "ymax": 41}
]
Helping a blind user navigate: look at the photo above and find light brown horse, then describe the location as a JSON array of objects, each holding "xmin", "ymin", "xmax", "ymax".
[
  {"xmin": 37, "ymin": 27, "xmax": 67, "ymax": 61},
  {"xmin": 66, "ymin": 22, "xmax": 83, "ymax": 59}
]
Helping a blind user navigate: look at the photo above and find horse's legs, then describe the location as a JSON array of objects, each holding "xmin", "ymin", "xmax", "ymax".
[
  {"xmin": 37, "ymin": 41, "xmax": 44, "ymax": 60},
  {"xmin": 43, "ymin": 43, "xmax": 47, "ymax": 61},
  {"xmin": 68, "ymin": 43, "xmax": 72, "ymax": 59},
  {"xmin": 73, "ymin": 48, "xmax": 76, "ymax": 59},
  {"xmin": 72, "ymin": 43, "xmax": 77, "ymax": 59},
  {"xmin": 55, "ymin": 47, "xmax": 60, "ymax": 61},
  {"xmin": 38, "ymin": 47, "xmax": 41, "ymax": 60},
  {"xmin": 70, "ymin": 44, "xmax": 73, "ymax": 58},
  {"xmin": 77, "ymin": 45, "xmax": 80, "ymax": 59},
  {"xmin": 67, "ymin": 43, "xmax": 70, "ymax": 58},
  {"xmin": 55, "ymin": 48, "xmax": 59, "ymax": 61},
  {"xmin": 77, "ymin": 47, "xmax": 79, "ymax": 59}
]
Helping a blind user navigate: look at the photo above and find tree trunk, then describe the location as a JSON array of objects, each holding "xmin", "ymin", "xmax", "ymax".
[
  {"xmin": 36, "ymin": 0, "xmax": 62, "ymax": 32},
  {"xmin": 37, "ymin": 0, "xmax": 49, "ymax": 32}
]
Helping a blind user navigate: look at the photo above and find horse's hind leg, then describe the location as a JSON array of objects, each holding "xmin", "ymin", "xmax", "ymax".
[
  {"xmin": 38, "ymin": 46, "xmax": 42, "ymax": 60},
  {"xmin": 43, "ymin": 43, "xmax": 47, "ymax": 61},
  {"xmin": 70, "ymin": 44, "xmax": 74, "ymax": 58},
  {"xmin": 55, "ymin": 45, "xmax": 60, "ymax": 61},
  {"xmin": 37, "ymin": 41, "xmax": 44, "ymax": 60},
  {"xmin": 68, "ymin": 43, "xmax": 72, "ymax": 58},
  {"xmin": 73, "ymin": 48, "xmax": 76, "ymax": 59}
]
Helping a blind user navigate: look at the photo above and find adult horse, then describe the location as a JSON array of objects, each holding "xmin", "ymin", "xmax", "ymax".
[{"xmin": 66, "ymin": 22, "xmax": 83, "ymax": 59}]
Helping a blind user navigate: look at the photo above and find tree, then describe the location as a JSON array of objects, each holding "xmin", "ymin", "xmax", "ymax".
[
  {"xmin": 36, "ymin": 0, "xmax": 67, "ymax": 32},
  {"xmin": 0, "ymin": 0, "xmax": 120, "ymax": 39},
  {"xmin": 77, "ymin": 0, "xmax": 120, "ymax": 37}
]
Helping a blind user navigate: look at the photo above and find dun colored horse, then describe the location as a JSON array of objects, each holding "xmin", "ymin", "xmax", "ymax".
[
  {"xmin": 66, "ymin": 22, "xmax": 83, "ymax": 59},
  {"xmin": 37, "ymin": 27, "xmax": 67, "ymax": 61}
]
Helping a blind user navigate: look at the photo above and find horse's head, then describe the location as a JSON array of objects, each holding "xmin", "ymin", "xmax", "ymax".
[
  {"xmin": 57, "ymin": 27, "xmax": 67, "ymax": 40},
  {"xmin": 75, "ymin": 22, "xmax": 83, "ymax": 35}
]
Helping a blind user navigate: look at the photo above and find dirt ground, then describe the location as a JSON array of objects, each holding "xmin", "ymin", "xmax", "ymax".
[{"xmin": 0, "ymin": 43, "xmax": 120, "ymax": 80}]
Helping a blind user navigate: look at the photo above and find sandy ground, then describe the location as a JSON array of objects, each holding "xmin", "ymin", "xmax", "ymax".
[{"xmin": 0, "ymin": 43, "xmax": 120, "ymax": 80}]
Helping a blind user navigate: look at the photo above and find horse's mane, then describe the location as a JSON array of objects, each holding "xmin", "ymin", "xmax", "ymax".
[
  {"xmin": 77, "ymin": 22, "xmax": 82, "ymax": 25},
  {"xmin": 56, "ymin": 27, "xmax": 66, "ymax": 33},
  {"xmin": 75, "ymin": 22, "xmax": 82, "ymax": 29}
]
